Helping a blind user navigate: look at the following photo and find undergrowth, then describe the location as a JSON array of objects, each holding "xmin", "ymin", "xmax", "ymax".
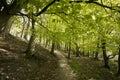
[{"xmin": 68, "ymin": 57, "xmax": 120, "ymax": 80}]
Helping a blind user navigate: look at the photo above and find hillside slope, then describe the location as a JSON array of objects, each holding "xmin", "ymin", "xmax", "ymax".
[{"xmin": 0, "ymin": 34, "xmax": 60, "ymax": 80}]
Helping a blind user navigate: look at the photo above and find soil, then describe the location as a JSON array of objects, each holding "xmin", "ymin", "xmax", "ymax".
[
  {"xmin": 54, "ymin": 50, "xmax": 78, "ymax": 80},
  {"xmin": 0, "ymin": 34, "xmax": 77, "ymax": 80}
]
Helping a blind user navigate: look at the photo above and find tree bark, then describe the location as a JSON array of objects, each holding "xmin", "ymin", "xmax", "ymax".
[
  {"xmin": 21, "ymin": 17, "xmax": 26, "ymax": 38},
  {"xmin": 45, "ymin": 39, "xmax": 49, "ymax": 48},
  {"xmin": 75, "ymin": 43, "xmax": 80, "ymax": 57},
  {"xmin": 25, "ymin": 18, "xmax": 35, "ymax": 55},
  {"xmin": 95, "ymin": 51, "xmax": 99, "ymax": 60},
  {"xmin": 68, "ymin": 41, "xmax": 71, "ymax": 59},
  {"xmin": 0, "ymin": 11, "xmax": 11, "ymax": 34},
  {"xmin": 2, "ymin": 17, "xmax": 14, "ymax": 37},
  {"xmin": 101, "ymin": 39, "xmax": 110, "ymax": 69},
  {"xmin": 0, "ymin": 0, "xmax": 22, "ymax": 33},
  {"xmin": 50, "ymin": 41, "xmax": 55, "ymax": 56},
  {"xmin": 82, "ymin": 36, "xmax": 85, "ymax": 56},
  {"xmin": 117, "ymin": 45, "xmax": 120, "ymax": 75},
  {"xmin": 95, "ymin": 42, "xmax": 99, "ymax": 60},
  {"xmin": 24, "ymin": 18, "xmax": 30, "ymax": 40}
]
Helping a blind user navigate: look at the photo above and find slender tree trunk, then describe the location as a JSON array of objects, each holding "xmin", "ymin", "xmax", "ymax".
[
  {"xmin": 101, "ymin": 39, "xmax": 110, "ymax": 69},
  {"xmin": 25, "ymin": 18, "xmax": 35, "ymax": 55},
  {"xmin": 24, "ymin": 18, "xmax": 30, "ymax": 40},
  {"xmin": 95, "ymin": 42, "xmax": 99, "ymax": 60},
  {"xmin": 65, "ymin": 44, "xmax": 69, "ymax": 52},
  {"xmin": 92, "ymin": 51, "xmax": 95, "ymax": 58},
  {"xmin": 50, "ymin": 42, "xmax": 55, "ymax": 56},
  {"xmin": 82, "ymin": 36, "xmax": 85, "ymax": 56},
  {"xmin": 21, "ymin": 17, "xmax": 26, "ymax": 38},
  {"xmin": 39, "ymin": 35, "xmax": 42, "ymax": 44},
  {"xmin": 68, "ymin": 42, "xmax": 71, "ymax": 59},
  {"xmin": 3, "ymin": 17, "xmax": 14, "ymax": 37},
  {"xmin": 117, "ymin": 45, "xmax": 120, "ymax": 75},
  {"xmin": 75, "ymin": 43, "xmax": 80, "ymax": 57},
  {"xmin": 45, "ymin": 39, "xmax": 50, "ymax": 48},
  {"xmin": 95, "ymin": 36, "xmax": 100, "ymax": 60},
  {"xmin": 81, "ymin": 51, "xmax": 85, "ymax": 56},
  {"xmin": 95, "ymin": 51, "xmax": 99, "ymax": 60},
  {"xmin": 56, "ymin": 43, "xmax": 61, "ymax": 49},
  {"xmin": 64, "ymin": 44, "xmax": 67, "ymax": 52},
  {"xmin": 45, "ymin": 39, "xmax": 48, "ymax": 48}
]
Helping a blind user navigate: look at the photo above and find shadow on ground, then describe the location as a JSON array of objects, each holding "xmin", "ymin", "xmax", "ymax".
[{"xmin": 0, "ymin": 34, "xmax": 60, "ymax": 80}]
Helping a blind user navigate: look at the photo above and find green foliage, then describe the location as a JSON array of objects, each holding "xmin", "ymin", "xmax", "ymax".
[
  {"xmin": 10, "ymin": 0, "xmax": 120, "ymax": 56},
  {"xmin": 9, "ymin": 1, "xmax": 120, "ymax": 79}
]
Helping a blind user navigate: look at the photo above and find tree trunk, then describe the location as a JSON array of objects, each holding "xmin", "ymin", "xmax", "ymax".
[
  {"xmin": 65, "ymin": 44, "xmax": 69, "ymax": 52},
  {"xmin": 82, "ymin": 36, "xmax": 85, "ymax": 56},
  {"xmin": 0, "ymin": 0, "xmax": 22, "ymax": 34},
  {"xmin": 81, "ymin": 51, "xmax": 85, "ymax": 56},
  {"xmin": 92, "ymin": 51, "xmax": 95, "ymax": 58},
  {"xmin": 56, "ymin": 43, "xmax": 61, "ymax": 49},
  {"xmin": 101, "ymin": 39, "xmax": 110, "ymax": 69},
  {"xmin": 24, "ymin": 18, "xmax": 30, "ymax": 40},
  {"xmin": 3, "ymin": 17, "xmax": 14, "ymax": 37},
  {"xmin": 39, "ymin": 35, "xmax": 42, "ymax": 44},
  {"xmin": 95, "ymin": 51, "xmax": 99, "ymax": 60},
  {"xmin": 117, "ymin": 45, "xmax": 120, "ymax": 75},
  {"xmin": 50, "ymin": 42, "xmax": 55, "ymax": 56},
  {"xmin": 95, "ymin": 37, "xmax": 100, "ymax": 60},
  {"xmin": 75, "ymin": 43, "xmax": 80, "ymax": 57},
  {"xmin": 25, "ymin": 18, "xmax": 35, "ymax": 55},
  {"xmin": 45, "ymin": 39, "xmax": 49, "ymax": 48},
  {"xmin": 21, "ymin": 17, "xmax": 26, "ymax": 38},
  {"xmin": 0, "ymin": 11, "xmax": 11, "ymax": 34},
  {"xmin": 68, "ymin": 42, "xmax": 71, "ymax": 59},
  {"xmin": 95, "ymin": 42, "xmax": 99, "ymax": 60}
]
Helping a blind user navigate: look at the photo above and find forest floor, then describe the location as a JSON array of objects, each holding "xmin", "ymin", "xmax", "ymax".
[
  {"xmin": 68, "ymin": 56, "xmax": 120, "ymax": 80},
  {"xmin": 0, "ymin": 34, "xmax": 77, "ymax": 80},
  {"xmin": 1, "ymin": 34, "xmax": 120, "ymax": 80},
  {"xmin": 54, "ymin": 50, "xmax": 77, "ymax": 80}
]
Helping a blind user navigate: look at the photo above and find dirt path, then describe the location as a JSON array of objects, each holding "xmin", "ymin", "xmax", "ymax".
[
  {"xmin": 0, "ymin": 35, "xmax": 77, "ymax": 80},
  {"xmin": 54, "ymin": 50, "xmax": 78, "ymax": 80}
]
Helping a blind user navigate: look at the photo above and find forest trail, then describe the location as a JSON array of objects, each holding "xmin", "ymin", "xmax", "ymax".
[
  {"xmin": 0, "ymin": 34, "xmax": 78, "ymax": 80},
  {"xmin": 54, "ymin": 50, "xmax": 77, "ymax": 80}
]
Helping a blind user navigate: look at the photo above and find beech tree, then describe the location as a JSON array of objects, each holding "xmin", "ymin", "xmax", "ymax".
[{"xmin": 2, "ymin": 0, "xmax": 120, "ymax": 76}]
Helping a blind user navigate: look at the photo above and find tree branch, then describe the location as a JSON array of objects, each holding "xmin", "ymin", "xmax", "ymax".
[
  {"xmin": 69, "ymin": 0, "xmax": 120, "ymax": 13},
  {"xmin": 14, "ymin": 0, "xmax": 59, "ymax": 17},
  {"xmin": 36, "ymin": 0, "xmax": 59, "ymax": 16},
  {"xmin": 108, "ymin": 54, "xmax": 117, "ymax": 59}
]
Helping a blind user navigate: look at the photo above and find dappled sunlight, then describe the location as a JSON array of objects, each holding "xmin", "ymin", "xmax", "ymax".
[{"xmin": 0, "ymin": 0, "xmax": 120, "ymax": 80}]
